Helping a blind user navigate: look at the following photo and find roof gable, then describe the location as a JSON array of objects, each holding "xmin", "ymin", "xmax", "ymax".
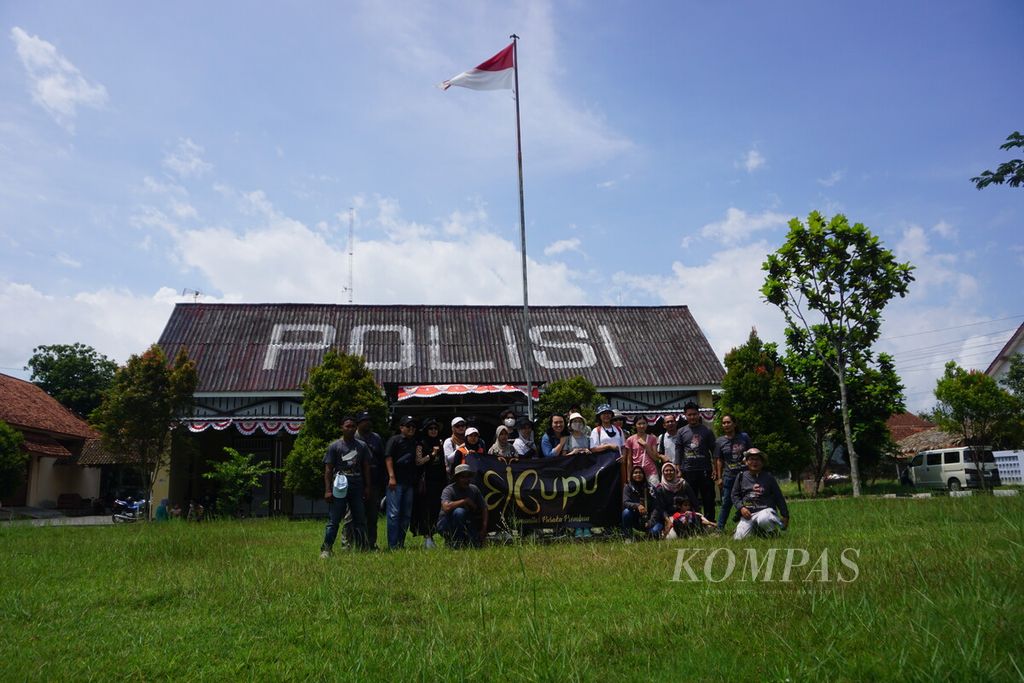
[
  {"xmin": 0, "ymin": 373, "xmax": 98, "ymax": 440},
  {"xmin": 158, "ymin": 303, "xmax": 725, "ymax": 393}
]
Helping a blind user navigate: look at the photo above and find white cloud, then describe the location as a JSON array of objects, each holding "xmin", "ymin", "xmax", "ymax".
[
  {"xmin": 894, "ymin": 224, "xmax": 977, "ymax": 300},
  {"xmin": 700, "ymin": 207, "xmax": 789, "ymax": 245},
  {"xmin": 10, "ymin": 27, "xmax": 108, "ymax": 131},
  {"xmin": 55, "ymin": 253, "xmax": 81, "ymax": 268},
  {"xmin": 162, "ymin": 138, "xmax": 212, "ymax": 178},
  {"xmin": 742, "ymin": 149, "xmax": 765, "ymax": 172},
  {"xmin": 931, "ymin": 220, "xmax": 956, "ymax": 239},
  {"xmin": 544, "ymin": 238, "xmax": 582, "ymax": 256},
  {"xmin": 171, "ymin": 194, "xmax": 586, "ymax": 305},
  {"xmin": 817, "ymin": 170, "xmax": 844, "ymax": 187},
  {"xmin": 0, "ymin": 281, "xmax": 185, "ymax": 371}
]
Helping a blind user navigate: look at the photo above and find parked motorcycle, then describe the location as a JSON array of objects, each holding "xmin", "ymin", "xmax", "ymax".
[{"xmin": 111, "ymin": 497, "xmax": 147, "ymax": 523}]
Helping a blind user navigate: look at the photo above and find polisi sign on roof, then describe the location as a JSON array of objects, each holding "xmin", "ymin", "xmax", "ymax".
[{"xmin": 158, "ymin": 304, "xmax": 724, "ymax": 393}]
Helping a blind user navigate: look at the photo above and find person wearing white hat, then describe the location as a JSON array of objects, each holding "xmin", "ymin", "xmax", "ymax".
[
  {"xmin": 437, "ymin": 463, "xmax": 488, "ymax": 548},
  {"xmin": 443, "ymin": 417, "xmax": 468, "ymax": 477},
  {"xmin": 565, "ymin": 413, "xmax": 592, "ymax": 456},
  {"xmin": 731, "ymin": 448, "xmax": 790, "ymax": 540}
]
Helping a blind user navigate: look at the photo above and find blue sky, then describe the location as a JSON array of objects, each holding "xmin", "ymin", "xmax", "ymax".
[{"xmin": 1, "ymin": 1, "xmax": 1021, "ymax": 411}]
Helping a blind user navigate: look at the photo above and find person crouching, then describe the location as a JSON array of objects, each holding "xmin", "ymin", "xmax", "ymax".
[
  {"xmin": 667, "ymin": 496, "xmax": 716, "ymax": 538},
  {"xmin": 730, "ymin": 448, "xmax": 790, "ymax": 540},
  {"xmin": 437, "ymin": 464, "xmax": 488, "ymax": 548},
  {"xmin": 622, "ymin": 465, "xmax": 662, "ymax": 540}
]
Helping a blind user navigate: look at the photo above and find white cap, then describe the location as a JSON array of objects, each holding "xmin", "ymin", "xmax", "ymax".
[
  {"xmin": 568, "ymin": 412, "xmax": 585, "ymax": 423},
  {"xmin": 465, "ymin": 427, "xmax": 479, "ymax": 437},
  {"xmin": 451, "ymin": 417, "xmax": 467, "ymax": 427}
]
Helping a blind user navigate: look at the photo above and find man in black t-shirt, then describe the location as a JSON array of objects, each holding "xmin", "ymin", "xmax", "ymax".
[
  {"xmin": 384, "ymin": 416, "xmax": 419, "ymax": 549},
  {"xmin": 355, "ymin": 411, "xmax": 385, "ymax": 550},
  {"xmin": 673, "ymin": 402, "xmax": 717, "ymax": 520},
  {"xmin": 713, "ymin": 413, "xmax": 753, "ymax": 530},
  {"xmin": 320, "ymin": 415, "xmax": 372, "ymax": 558}
]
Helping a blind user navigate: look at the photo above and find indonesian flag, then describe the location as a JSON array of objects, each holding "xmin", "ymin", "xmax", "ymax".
[{"xmin": 440, "ymin": 43, "xmax": 514, "ymax": 91}]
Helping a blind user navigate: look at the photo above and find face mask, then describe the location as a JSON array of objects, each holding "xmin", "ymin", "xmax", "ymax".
[
  {"xmin": 504, "ymin": 417, "xmax": 516, "ymax": 429},
  {"xmin": 570, "ymin": 421, "xmax": 585, "ymax": 434}
]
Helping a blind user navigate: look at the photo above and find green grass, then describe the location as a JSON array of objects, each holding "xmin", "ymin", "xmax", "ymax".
[{"xmin": 2, "ymin": 497, "xmax": 1023, "ymax": 681}]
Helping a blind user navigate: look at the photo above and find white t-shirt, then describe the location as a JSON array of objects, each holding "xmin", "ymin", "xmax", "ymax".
[{"xmin": 590, "ymin": 425, "xmax": 625, "ymax": 452}]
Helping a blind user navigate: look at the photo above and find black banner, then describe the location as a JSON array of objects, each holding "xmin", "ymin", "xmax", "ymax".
[{"xmin": 468, "ymin": 452, "xmax": 623, "ymax": 530}]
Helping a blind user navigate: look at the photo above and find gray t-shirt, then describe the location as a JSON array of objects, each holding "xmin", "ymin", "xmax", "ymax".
[
  {"xmin": 440, "ymin": 483, "xmax": 485, "ymax": 520},
  {"xmin": 323, "ymin": 438, "xmax": 368, "ymax": 479}
]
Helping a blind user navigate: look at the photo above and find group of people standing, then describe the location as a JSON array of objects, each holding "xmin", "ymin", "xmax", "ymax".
[{"xmin": 319, "ymin": 402, "xmax": 790, "ymax": 557}]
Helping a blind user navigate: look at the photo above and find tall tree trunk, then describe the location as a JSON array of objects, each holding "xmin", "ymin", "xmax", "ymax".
[{"xmin": 838, "ymin": 365, "xmax": 861, "ymax": 497}]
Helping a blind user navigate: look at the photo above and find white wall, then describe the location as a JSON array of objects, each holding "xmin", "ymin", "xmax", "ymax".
[{"xmin": 27, "ymin": 457, "xmax": 101, "ymax": 507}]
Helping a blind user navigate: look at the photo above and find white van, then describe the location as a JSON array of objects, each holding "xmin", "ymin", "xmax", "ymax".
[{"xmin": 907, "ymin": 447, "xmax": 1002, "ymax": 491}]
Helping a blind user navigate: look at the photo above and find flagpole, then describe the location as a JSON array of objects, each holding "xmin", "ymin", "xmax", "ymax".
[{"xmin": 511, "ymin": 34, "xmax": 534, "ymax": 421}]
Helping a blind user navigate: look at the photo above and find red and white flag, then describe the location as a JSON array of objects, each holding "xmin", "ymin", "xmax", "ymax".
[{"xmin": 440, "ymin": 43, "xmax": 514, "ymax": 91}]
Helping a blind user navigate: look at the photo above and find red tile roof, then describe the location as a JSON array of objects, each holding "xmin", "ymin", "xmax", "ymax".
[
  {"xmin": 78, "ymin": 438, "xmax": 139, "ymax": 465},
  {"xmin": 0, "ymin": 373, "xmax": 98, "ymax": 440},
  {"xmin": 886, "ymin": 412, "xmax": 935, "ymax": 443},
  {"xmin": 21, "ymin": 432, "xmax": 73, "ymax": 458}
]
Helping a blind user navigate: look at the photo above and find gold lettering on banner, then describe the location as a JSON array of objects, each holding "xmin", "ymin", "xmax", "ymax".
[{"xmin": 480, "ymin": 461, "xmax": 605, "ymax": 515}]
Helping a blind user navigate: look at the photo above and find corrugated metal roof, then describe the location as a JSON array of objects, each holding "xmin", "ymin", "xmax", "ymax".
[{"xmin": 158, "ymin": 303, "xmax": 725, "ymax": 393}]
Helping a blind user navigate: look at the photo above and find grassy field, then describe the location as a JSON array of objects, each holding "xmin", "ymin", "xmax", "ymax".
[{"xmin": 2, "ymin": 496, "xmax": 1022, "ymax": 681}]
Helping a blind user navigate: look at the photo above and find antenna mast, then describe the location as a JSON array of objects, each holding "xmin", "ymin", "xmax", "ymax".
[{"xmin": 346, "ymin": 208, "xmax": 354, "ymax": 303}]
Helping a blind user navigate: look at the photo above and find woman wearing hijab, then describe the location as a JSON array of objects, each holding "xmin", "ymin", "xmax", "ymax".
[
  {"xmin": 412, "ymin": 418, "xmax": 448, "ymax": 549},
  {"xmin": 622, "ymin": 465, "xmax": 662, "ymax": 540},
  {"xmin": 488, "ymin": 424, "xmax": 515, "ymax": 458},
  {"xmin": 541, "ymin": 413, "xmax": 569, "ymax": 457},
  {"xmin": 651, "ymin": 461, "xmax": 698, "ymax": 538}
]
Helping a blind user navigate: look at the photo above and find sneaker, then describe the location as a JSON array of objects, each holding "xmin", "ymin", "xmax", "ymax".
[
  {"xmin": 582, "ymin": 528, "xmax": 592, "ymax": 538},
  {"xmin": 319, "ymin": 549, "xmax": 332, "ymax": 559},
  {"xmin": 574, "ymin": 528, "xmax": 584, "ymax": 539},
  {"xmin": 424, "ymin": 537, "xmax": 436, "ymax": 549}
]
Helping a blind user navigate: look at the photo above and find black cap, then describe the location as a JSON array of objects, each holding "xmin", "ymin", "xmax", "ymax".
[
  {"xmin": 355, "ymin": 411, "xmax": 372, "ymax": 424},
  {"xmin": 422, "ymin": 418, "xmax": 440, "ymax": 429},
  {"xmin": 400, "ymin": 415, "xmax": 418, "ymax": 427},
  {"xmin": 515, "ymin": 416, "xmax": 533, "ymax": 429}
]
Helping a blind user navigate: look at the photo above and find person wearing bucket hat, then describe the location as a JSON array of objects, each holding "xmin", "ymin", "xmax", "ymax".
[
  {"xmin": 383, "ymin": 416, "xmax": 419, "ymax": 549},
  {"xmin": 320, "ymin": 415, "xmax": 372, "ymax": 558},
  {"xmin": 437, "ymin": 463, "xmax": 488, "ymax": 548},
  {"xmin": 452, "ymin": 426, "xmax": 486, "ymax": 470},
  {"xmin": 730, "ymin": 448, "xmax": 789, "ymax": 540},
  {"xmin": 513, "ymin": 416, "xmax": 538, "ymax": 458},
  {"xmin": 565, "ymin": 413, "xmax": 592, "ymax": 456},
  {"xmin": 590, "ymin": 404, "xmax": 625, "ymax": 457}
]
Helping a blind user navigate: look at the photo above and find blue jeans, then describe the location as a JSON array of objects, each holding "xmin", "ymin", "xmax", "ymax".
[
  {"xmin": 717, "ymin": 475, "xmax": 737, "ymax": 529},
  {"xmin": 437, "ymin": 506, "xmax": 481, "ymax": 548},
  {"xmin": 621, "ymin": 508, "xmax": 663, "ymax": 539},
  {"xmin": 322, "ymin": 477, "xmax": 367, "ymax": 551},
  {"xmin": 385, "ymin": 483, "xmax": 414, "ymax": 549}
]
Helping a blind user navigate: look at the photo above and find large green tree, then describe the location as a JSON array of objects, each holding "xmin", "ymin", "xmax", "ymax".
[
  {"xmin": 0, "ymin": 421, "xmax": 28, "ymax": 504},
  {"xmin": 91, "ymin": 345, "xmax": 197, "ymax": 510},
  {"xmin": 762, "ymin": 211, "xmax": 914, "ymax": 496},
  {"xmin": 785, "ymin": 325, "xmax": 905, "ymax": 492},
  {"xmin": 26, "ymin": 343, "xmax": 117, "ymax": 418},
  {"xmin": 715, "ymin": 330, "xmax": 809, "ymax": 478},
  {"xmin": 933, "ymin": 362, "xmax": 1021, "ymax": 490},
  {"xmin": 283, "ymin": 351, "xmax": 388, "ymax": 499},
  {"xmin": 971, "ymin": 131, "xmax": 1024, "ymax": 190}
]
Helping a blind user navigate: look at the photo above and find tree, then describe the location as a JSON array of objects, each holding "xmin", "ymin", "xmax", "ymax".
[
  {"xmin": 0, "ymin": 421, "xmax": 27, "ymax": 504},
  {"xmin": 971, "ymin": 131, "xmax": 1024, "ymax": 189},
  {"xmin": 999, "ymin": 353, "xmax": 1024, "ymax": 399},
  {"xmin": 762, "ymin": 211, "xmax": 914, "ymax": 496},
  {"xmin": 536, "ymin": 375, "xmax": 606, "ymax": 432},
  {"xmin": 91, "ymin": 345, "xmax": 197, "ymax": 511},
  {"xmin": 715, "ymin": 330, "xmax": 810, "ymax": 478},
  {"xmin": 933, "ymin": 362, "xmax": 1021, "ymax": 491},
  {"xmin": 203, "ymin": 447, "xmax": 279, "ymax": 517},
  {"xmin": 283, "ymin": 351, "xmax": 388, "ymax": 499},
  {"xmin": 26, "ymin": 343, "xmax": 117, "ymax": 418}
]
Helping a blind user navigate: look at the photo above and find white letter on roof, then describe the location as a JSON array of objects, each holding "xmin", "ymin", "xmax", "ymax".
[
  {"xmin": 263, "ymin": 324, "xmax": 337, "ymax": 370},
  {"xmin": 348, "ymin": 325, "xmax": 415, "ymax": 370},
  {"xmin": 598, "ymin": 325, "xmax": 624, "ymax": 368},
  {"xmin": 429, "ymin": 325, "xmax": 496, "ymax": 370},
  {"xmin": 503, "ymin": 326, "xmax": 522, "ymax": 370},
  {"xmin": 530, "ymin": 325, "xmax": 597, "ymax": 369}
]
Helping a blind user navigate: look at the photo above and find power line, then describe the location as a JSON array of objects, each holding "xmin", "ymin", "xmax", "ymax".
[
  {"xmin": 880, "ymin": 314, "xmax": 1024, "ymax": 341},
  {"xmin": 882, "ymin": 326, "xmax": 1017, "ymax": 358},
  {"xmin": 892, "ymin": 338, "xmax": 1009, "ymax": 364}
]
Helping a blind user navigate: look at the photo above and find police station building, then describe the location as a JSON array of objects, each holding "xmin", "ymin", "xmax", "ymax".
[{"xmin": 157, "ymin": 303, "xmax": 724, "ymax": 515}]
